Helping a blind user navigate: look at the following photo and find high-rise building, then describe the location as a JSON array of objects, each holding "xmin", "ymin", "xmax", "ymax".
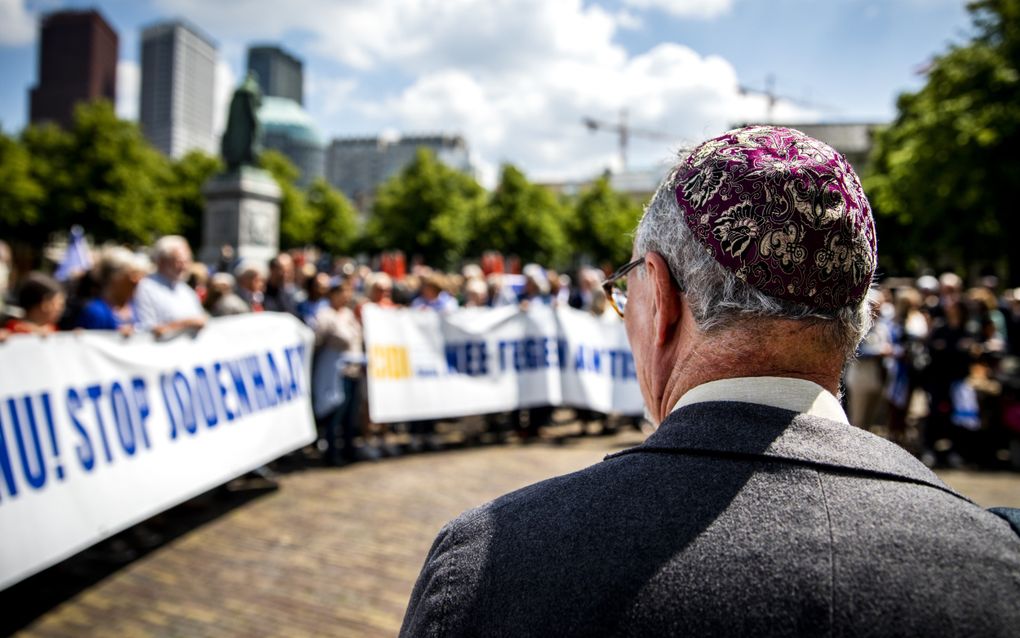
[
  {"xmin": 29, "ymin": 9, "xmax": 118, "ymax": 128},
  {"xmin": 327, "ymin": 134, "xmax": 473, "ymax": 209},
  {"xmin": 247, "ymin": 45, "xmax": 303, "ymax": 105},
  {"xmin": 139, "ymin": 20, "xmax": 217, "ymax": 159}
]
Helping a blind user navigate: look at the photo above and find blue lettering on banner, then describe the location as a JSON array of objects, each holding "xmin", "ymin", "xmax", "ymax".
[
  {"xmin": 0, "ymin": 392, "xmax": 72, "ymax": 499},
  {"xmin": 109, "ymin": 382, "xmax": 136, "ymax": 457},
  {"xmin": 0, "ymin": 405, "xmax": 18, "ymax": 499},
  {"xmin": 191, "ymin": 367, "xmax": 220, "ymax": 429},
  {"xmin": 444, "ymin": 341, "xmax": 489, "ymax": 377},
  {"xmin": 265, "ymin": 352, "xmax": 289, "ymax": 403},
  {"xmin": 66, "ymin": 379, "xmax": 154, "ymax": 474},
  {"xmin": 152, "ymin": 343, "xmax": 309, "ymax": 445},
  {"xmin": 130, "ymin": 378, "xmax": 152, "ymax": 450},
  {"xmin": 67, "ymin": 388, "xmax": 94, "ymax": 473},
  {"xmin": 212, "ymin": 362, "xmax": 236, "ymax": 422},
  {"xmin": 224, "ymin": 361, "xmax": 253, "ymax": 417},
  {"xmin": 7, "ymin": 396, "xmax": 48, "ymax": 490},
  {"xmin": 85, "ymin": 385, "xmax": 114, "ymax": 464},
  {"xmin": 497, "ymin": 337, "xmax": 561, "ymax": 373},
  {"xmin": 0, "ymin": 341, "xmax": 309, "ymax": 504},
  {"xmin": 41, "ymin": 392, "xmax": 64, "ymax": 481},
  {"xmin": 571, "ymin": 345, "xmax": 637, "ymax": 380},
  {"xmin": 172, "ymin": 371, "xmax": 198, "ymax": 436}
]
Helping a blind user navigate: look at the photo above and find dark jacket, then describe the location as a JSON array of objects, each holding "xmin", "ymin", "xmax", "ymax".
[{"xmin": 401, "ymin": 401, "xmax": 1020, "ymax": 637}]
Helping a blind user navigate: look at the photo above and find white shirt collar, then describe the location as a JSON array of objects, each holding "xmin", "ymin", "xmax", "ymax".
[{"xmin": 670, "ymin": 376, "xmax": 849, "ymax": 424}]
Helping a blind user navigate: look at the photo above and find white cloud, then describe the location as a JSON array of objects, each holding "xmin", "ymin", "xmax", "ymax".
[
  {"xmin": 116, "ymin": 59, "xmax": 140, "ymax": 121},
  {"xmin": 614, "ymin": 9, "xmax": 644, "ymax": 30},
  {"xmin": 306, "ymin": 73, "xmax": 358, "ymax": 119},
  {"xmin": 156, "ymin": 0, "xmax": 816, "ymax": 183},
  {"xmin": 0, "ymin": 0, "xmax": 35, "ymax": 46},
  {"xmin": 622, "ymin": 0, "xmax": 734, "ymax": 20}
]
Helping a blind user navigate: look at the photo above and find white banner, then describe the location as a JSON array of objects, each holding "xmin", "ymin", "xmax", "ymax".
[
  {"xmin": 363, "ymin": 304, "xmax": 644, "ymax": 423},
  {"xmin": 0, "ymin": 313, "xmax": 315, "ymax": 591}
]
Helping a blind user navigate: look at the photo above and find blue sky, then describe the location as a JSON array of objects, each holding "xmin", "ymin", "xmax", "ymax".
[{"xmin": 0, "ymin": 0, "xmax": 973, "ymax": 183}]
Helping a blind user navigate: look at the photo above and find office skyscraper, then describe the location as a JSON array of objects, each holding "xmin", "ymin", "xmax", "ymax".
[
  {"xmin": 139, "ymin": 21, "xmax": 217, "ymax": 158},
  {"xmin": 247, "ymin": 45, "xmax": 303, "ymax": 105},
  {"xmin": 29, "ymin": 9, "xmax": 118, "ymax": 128},
  {"xmin": 327, "ymin": 134, "xmax": 473, "ymax": 210}
]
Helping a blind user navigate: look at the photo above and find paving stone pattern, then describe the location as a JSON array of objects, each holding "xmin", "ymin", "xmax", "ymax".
[{"xmin": 14, "ymin": 431, "xmax": 1020, "ymax": 638}]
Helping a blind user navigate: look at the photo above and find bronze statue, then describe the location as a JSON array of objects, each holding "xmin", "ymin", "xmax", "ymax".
[{"xmin": 221, "ymin": 73, "xmax": 263, "ymax": 171}]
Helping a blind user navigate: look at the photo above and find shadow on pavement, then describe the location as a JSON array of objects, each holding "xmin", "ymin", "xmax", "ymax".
[{"xmin": 0, "ymin": 480, "xmax": 278, "ymax": 636}]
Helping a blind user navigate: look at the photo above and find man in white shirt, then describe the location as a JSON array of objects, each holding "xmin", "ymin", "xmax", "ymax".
[
  {"xmin": 135, "ymin": 236, "xmax": 206, "ymax": 337},
  {"xmin": 401, "ymin": 126, "xmax": 1020, "ymax": 637}
]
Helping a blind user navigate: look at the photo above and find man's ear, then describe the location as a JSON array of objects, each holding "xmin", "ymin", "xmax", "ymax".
[{"xmin": 645, "ymin": 252, "xmax": 683, "ymax": 346}]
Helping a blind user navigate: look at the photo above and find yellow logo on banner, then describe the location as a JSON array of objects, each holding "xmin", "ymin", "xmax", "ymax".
[{"xmin": 369, "ymin": 345, "xmax": 411, "ymax": 379}]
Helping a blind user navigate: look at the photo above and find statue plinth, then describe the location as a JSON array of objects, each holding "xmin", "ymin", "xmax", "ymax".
[{"xmin": 199, "ymin": 166, "xmax": 282, "ymax": 265}]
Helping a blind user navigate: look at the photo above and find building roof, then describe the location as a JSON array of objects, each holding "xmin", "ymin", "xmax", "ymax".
[
  {"xmin": 140, "ymin": 19, "xmax": 218, "ymax": 49},
  {"xmin": 329, "ymin": 133, "xmax": 466, "ymax": 148},
  {"xmin": 258, "ymin": 96, "xmax": 324, "ymax": 146}
]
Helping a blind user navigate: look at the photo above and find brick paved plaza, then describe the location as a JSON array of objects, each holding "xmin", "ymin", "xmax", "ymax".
[{"xmin": 7, "ymin": 426, "xmax": 1020, "ymax": 637}]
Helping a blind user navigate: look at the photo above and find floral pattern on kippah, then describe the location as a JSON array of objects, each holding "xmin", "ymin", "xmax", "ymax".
[{"xmin": 674, "ymin": 125, "xmax": 877, "ymax": 310}]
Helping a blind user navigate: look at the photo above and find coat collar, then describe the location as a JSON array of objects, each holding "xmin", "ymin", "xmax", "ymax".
[
  {"xmin": 608, "ymin": 401, "xmax": 970, "ymax": 503},
  {"xmin": 672, "ymin": 376, "xmax": 848, "ymax": 424}
]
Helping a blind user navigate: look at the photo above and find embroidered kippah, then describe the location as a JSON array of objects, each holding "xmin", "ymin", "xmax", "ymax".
[{"xmin": 675, "ymin": 125, "xmax": 877, "ymax": 310}]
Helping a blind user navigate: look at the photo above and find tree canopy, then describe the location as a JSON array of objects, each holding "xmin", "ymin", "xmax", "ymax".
[
  {"xmin": 571, "ymin": 174, "xmax": 644, "ymax": 268},
  {"xmin": 306, "ymin": 177, "xmax": 359, "ymax": 256},
  {"xmin": 259, "ymin": 149, "xmax": 316, "ymax": 249},
  {"xmin": 366, "ymin": 147, "xmax": 487, "ymax": 267},
  {"xmin": 166, "ymin": 150, "xmax": 222, "ymax": 249},
  {"xmin": 3, "ymin": 104, "xmax": 653, "ymax": 272},
  {"xmin": 473, "ymin": 164, "xmax": 571, "ymax": 267},
  {"xmin": 865, "ymin": 0, "xmax": 1020, "ymax": 282}
]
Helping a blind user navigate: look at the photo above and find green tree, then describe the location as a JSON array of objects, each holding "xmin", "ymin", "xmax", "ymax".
[
  {"xmin": 165, "ymin": 150, "xmax": 222, "ymax": 249},
  {"xmin": 260, "ymin": 149, "xmax": 315, "ymax": 248},
  {"xmin": 19, "ymin": 121, "xmax": 77, "ymax": 247},
  {"xmin": 865, "ymin": 0, "xmax": 1020, "ymax": 282},
  {"xmin": 367, "ymin": 148, "xmax": 487, "ymax": 267},
  {"xmin": 571, "ymin": 175, "xmax": 643, "ymax": 267},
  {"xmin": 0, "ymin": 129, "xmax": 44, "ymax": 234},
  {"xmin": 306, "ymin": 177, "xmax": 359, "ymax": 256},
  {"xmin": 62, "ymin": 101, "xmax": 178, "ymax": 243},
  {"xmin": 474, "ymin": 164, "xmax": 571, "ymax": 267}
]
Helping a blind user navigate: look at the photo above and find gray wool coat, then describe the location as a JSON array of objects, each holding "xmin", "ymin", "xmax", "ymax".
[{"xmin": 400, "ymin": 401, "xmax": 1020, "ymax": 637}]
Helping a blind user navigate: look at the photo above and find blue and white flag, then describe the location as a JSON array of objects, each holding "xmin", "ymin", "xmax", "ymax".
[{"xmin": 54, "ymin": 225, "xmax": 93, "ymax": 282}]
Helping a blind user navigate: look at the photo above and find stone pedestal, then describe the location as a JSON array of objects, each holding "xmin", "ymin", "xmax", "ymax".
[{"xmin": 200, "ymin": 167, "xmax": 282, "ymax": 265}]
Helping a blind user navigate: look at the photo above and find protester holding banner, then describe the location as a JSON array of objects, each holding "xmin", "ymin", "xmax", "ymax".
[
  {"xmin": 411, "ymin": 273, "xmax": 458, "ymax": 313},
  {"xmin": 134, "ymin": 235, "xmax": 206, "ymax": 337},
  {"xmin": 514, "ymin": 264, "xmax": 555, "ymax": 440},
  {"xmin": 298, "ymin": 271, "xmax": 331, "ymax": 328},
  {"xmin": 401, "ymin": 126, "xmax": 1020, "ymax": 636},
  {"xmin": 4, "ymin": 272, "xmax": 64, "ymax": 335},
  {"xmin": 234, "ymin": 261, "xmax": 267, "ymax": 313},
  {"xmin": 75, "ymin": 247, "xmax": 146, "ymax": 333},
  {"xmin": 263, "ymin": 253, "xmax": 300, "ymax": 316},
  {"xmin": 314, "ymin": 277, "xmax": 366, "ymax": 465},
  {"xmin": 205, "ymin": 272, "xmax": 249, "ymax": 317}
]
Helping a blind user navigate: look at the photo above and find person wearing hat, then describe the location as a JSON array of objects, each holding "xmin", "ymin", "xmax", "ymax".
[{"xmin": 400, "ymin": 126, "xmax": 1020, "ymax": 636}]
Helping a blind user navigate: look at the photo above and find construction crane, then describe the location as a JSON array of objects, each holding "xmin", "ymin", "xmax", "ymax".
[
  {"xmin": 738, "ymin": 74, "xmax": 837, "ymax": 123},
  {"xmin": 582, "ymin": 109, "xmax": 675, "ymax": 171}
]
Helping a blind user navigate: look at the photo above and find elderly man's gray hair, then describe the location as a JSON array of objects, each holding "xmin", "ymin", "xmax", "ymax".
[
  {"xmin": 633, "ymin": 165, "xmax": 873, "ymax": 361},
  {"xmin": 152, "ymin": 235, "xmax": 191, "ymax": 263}
]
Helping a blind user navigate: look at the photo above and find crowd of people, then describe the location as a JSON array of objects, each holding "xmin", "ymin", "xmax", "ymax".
[
  {"xmin": 2, "ymin": 236, "xmax": 1020, "ymax": 470},
  {"xmin": 0, "ymin": 236, "xmax": 622, "ymax": 466},
  {"xmin": 846, "ymin": 273, "xmax": 1020, "ymax": 468}
]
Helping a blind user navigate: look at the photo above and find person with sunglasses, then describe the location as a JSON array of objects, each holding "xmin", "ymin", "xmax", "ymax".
[{"xmin": 401, "ymin": 126, "xmax": 1020, "ymax": 637}]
